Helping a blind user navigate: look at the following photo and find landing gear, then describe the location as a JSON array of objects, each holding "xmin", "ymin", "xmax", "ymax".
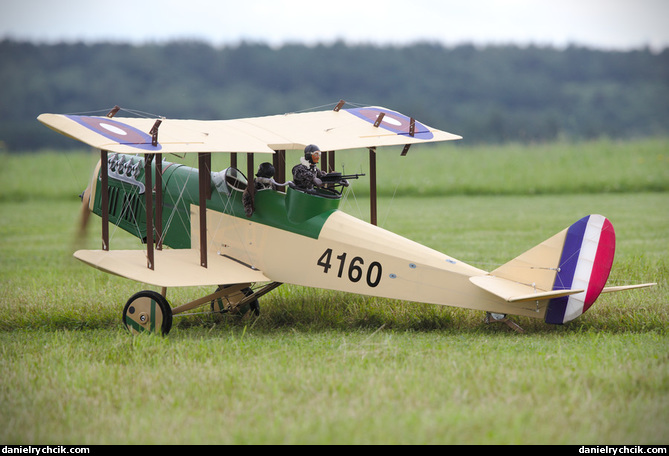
[
  {"xmin": 121, "ymin": 282, "xmax": 281, "ymax": 336},
  {"xmin": 485, "ymin": 312, "xmax": 525, "ymax": 333},
  {"xmin": 123, "ymin": 290, "xmax": 173, "ymax": 336},
  {"xmin": 211, "ymin": 285, "xmax": 260, "ymax": 316}
]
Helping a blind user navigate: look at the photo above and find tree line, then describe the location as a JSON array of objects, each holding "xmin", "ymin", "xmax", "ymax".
[{"xmin": 1, "ymin": 39, "xmax": 667, "ymax": 151}]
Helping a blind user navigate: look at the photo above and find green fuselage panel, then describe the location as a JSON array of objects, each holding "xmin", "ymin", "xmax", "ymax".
[{"xmin": 92, "ymin": 155, "xmax": 340, "ymax": 249}]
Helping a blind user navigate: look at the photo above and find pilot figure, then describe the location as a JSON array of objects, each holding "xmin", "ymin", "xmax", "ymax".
[
  {"xmin": 254, "ymin": 162, "xmax": 278, "ymax": 191},
  {"xmin": 243, "ymin": 162, "xmax": 279, "ymax": 217},
  {"xmin": 292, "ymin": 144, "xmax": 326, "ymax": 191}
]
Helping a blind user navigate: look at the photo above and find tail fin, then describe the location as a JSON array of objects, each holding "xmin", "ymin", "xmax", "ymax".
[
  {"xmin": 490, "ymin": 215, "xmax": 616, "ymax": 324},
  {"xmin": 544, "ymin": 214, "xmax": 615, "ymax": 324}
]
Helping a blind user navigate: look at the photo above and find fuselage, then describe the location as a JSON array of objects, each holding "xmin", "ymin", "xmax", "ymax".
[{"xmin": 91, "ymin": 153, "xmax": 546, "ymax": 318}]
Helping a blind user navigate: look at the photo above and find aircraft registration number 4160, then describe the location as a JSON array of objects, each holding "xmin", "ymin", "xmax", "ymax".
[{"xmin": 317, "ymin": 248, "xmax": 383, "ymax": 288}]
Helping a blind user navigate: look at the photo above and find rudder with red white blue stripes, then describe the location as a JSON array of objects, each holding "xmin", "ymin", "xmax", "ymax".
[{"xmin": 545, "ymin": 215, "xmax": 616, "ymax": 324}]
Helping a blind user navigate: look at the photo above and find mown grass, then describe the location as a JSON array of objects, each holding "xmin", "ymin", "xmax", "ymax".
[
  {"xmin": 325, "ymin": 137, "xmax": 669, "ymax": 196},
  {"xmin": 2, "ymin": 137, "xmax": 669, "ymax": 202},
  {"xmin": 0, "ymin": 140, "xmax": 667, "ymax": 444}
]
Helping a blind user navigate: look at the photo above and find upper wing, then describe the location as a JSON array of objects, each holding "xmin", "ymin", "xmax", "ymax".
[
  {"xmin": 37, "ymin": 105, "xmax": 461, "ymax": 154},
  {"xmin": 37, "ymin": 114, "xmax": 278, "ymax": 154},
  {"xmin": 74, "ymin": 248, "xmax": 270, "ymax": 288},
  {"xmin": 238, "ymin": 106, "xmax": 462, "ymax": 151}
]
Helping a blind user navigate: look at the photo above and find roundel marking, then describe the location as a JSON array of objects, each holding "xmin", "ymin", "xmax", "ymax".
[
  {"xmin": 67, "ymin": 115, "xmax": 162, "ymax": 151},
  {"xmin": 345, "ymin": 107, "xmax": 434, "ymax": 140},
  {"xmin": 99, "ymin": 122, "xmax": 128, "ymax": 136}
]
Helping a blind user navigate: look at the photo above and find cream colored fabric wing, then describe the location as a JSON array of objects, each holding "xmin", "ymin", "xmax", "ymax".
[{"xmin": 38, "ymin": 106, "xmax": 461, "ymax": 154}]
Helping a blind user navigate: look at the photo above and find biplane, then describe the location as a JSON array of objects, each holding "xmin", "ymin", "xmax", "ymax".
[{"xmin": 38, "ymin": 101, "xmax": 655, "ymax": 335}]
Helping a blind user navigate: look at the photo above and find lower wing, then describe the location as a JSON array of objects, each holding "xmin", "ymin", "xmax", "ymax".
[{"xmin": 74, "ymin": 248, "xmax": 270, "ymax": 288}]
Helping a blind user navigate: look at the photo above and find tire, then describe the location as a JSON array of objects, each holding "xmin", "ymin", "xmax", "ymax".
[{"xmin": 123, "ymin": 290, "xmax": 173, "ymax": 336}]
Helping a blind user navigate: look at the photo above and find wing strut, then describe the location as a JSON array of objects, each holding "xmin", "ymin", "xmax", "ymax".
[
  {"xmin": 373, "ymin": 112, "xmax": 385, "ymax": 127},
  {"xmin": 400, "ymin": 117, "xmax": 416, "ymax": 156},
  {"xmin": 273, "ymin": 149, "xmax": 287, "ymax": 191},
  {"xmin": 198, "ymin": 152, "xmax": 211, "ymax": 268},
  {"xmin": 98, "ymin": 107, "xmax": 123, "ymax": 251},
  {"xmin": 100, "ymin": 149, "xmax": 109, "ymax": 250},
  {"xmin": 246, "ymin": 153, "xmax": 254, "ymax": 187},
  {"xmin": 155, "ymin": 153, "xmax": 163, "ymax": 250},
  {"xmin": 369, "ymin": 147, "xmax": 378, "ymax": 226},
  {"xmin": 144, "ymin": 153, "xmax": 154, "ymax": 269}
]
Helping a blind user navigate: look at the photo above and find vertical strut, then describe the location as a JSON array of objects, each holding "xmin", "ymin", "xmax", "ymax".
[
  {"xmin": 328, "ymin": 150, "xmax": 335, "ymax": 174},
  {"xmin": 155, "ymin": 153, "xmax": 163, "ymax": 250},
  {"xmin": 101, "ymin": 107, "xmax": 117, "ymax": 251},
  {"xmin": 369, "ymin": 147, "xmax": 377, "ymax": 226},
  {"xmin": 198, "ymin": 152, "xmax": 211, "ymax": 268},
  {"xmin": 144, "ymin": 154, "xmax": 154, "ymax": 270},
  {"xmin": 273, "ymin": 150, "xmax": 286, "ymax": 191},
  {"xmin": 321, "ymin": 151, "xmax": 328, "ymax": 173},
  {"xmin": 246, "ymin": 153, "xmax": 254, "ymax": 184},
  {"xmin": 100, "ymin": 150, "xmax": 109, "ymax": 250}
]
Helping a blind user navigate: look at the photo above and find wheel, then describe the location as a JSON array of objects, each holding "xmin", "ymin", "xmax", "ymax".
[
  {"xmin": 211, "ymin": 285, "xmax": 260, "ymax": 316},
  {"xmin": 211, "ymin": 285, "xmax": 230, "ymax": 314},
  {"xmin": 123, "ymin": 290, "xmax": 173, "ymax": 336},
  {"xmin": 239, "ymin": 292, "xmax": 261, "ymax": 317}
]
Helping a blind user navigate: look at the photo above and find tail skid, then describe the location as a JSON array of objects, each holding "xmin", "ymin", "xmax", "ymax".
[{"xmin": 471, "ymin": 215, "xmax": 655, "ymax": 324}]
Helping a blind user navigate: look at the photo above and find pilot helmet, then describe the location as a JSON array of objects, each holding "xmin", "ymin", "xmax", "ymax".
[
  {"xmin": 256, "ymin": 162, "xmax": 275, "ymax": 178},
  {"xmin": 304, "ymin": 144, "xmax": 321, "ymax": 164}
]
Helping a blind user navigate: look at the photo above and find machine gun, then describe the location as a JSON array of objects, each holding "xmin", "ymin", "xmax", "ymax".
[
  {"xmin": 318, "ymin": 172, "xmax": 366, "ymax": 196},
  {"xmin": 321, "ymin": 172, "xmax": 365, "ymax": 185}
]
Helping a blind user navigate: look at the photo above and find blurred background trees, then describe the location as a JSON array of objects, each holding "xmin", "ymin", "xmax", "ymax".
[{"xmin": 1, "ymin": 39, "xmax": 667, "ymax": 151}]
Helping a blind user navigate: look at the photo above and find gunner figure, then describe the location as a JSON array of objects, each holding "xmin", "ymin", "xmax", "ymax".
[{"xmin": 292, "ymin": 144, "xmax": 326, "ymax": 191}]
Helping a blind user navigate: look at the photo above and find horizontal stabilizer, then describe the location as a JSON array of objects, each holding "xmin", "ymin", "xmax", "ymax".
[
  {"xmin": 470, "ymin": 275, "xmax": 584, "ymax": 303},
  {"xmin": 74, "ymin": 249, "xmax": 269, "ymax": 287}
]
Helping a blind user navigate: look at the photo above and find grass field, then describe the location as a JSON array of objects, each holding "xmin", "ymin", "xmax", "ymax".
[{"xmin": 1, "ymin": 139, "xmax": 667, "ymax": 444}]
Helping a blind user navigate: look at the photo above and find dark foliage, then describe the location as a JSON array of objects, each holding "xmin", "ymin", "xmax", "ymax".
[{"xmin": 1, "ymin": 39, "xmax": 667, "ymax": 150}]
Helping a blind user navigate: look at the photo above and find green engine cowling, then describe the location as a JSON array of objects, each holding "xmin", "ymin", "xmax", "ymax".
[{"xmin": 91, "ymin": 154, "xmax": 194, "ymax": 249}]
